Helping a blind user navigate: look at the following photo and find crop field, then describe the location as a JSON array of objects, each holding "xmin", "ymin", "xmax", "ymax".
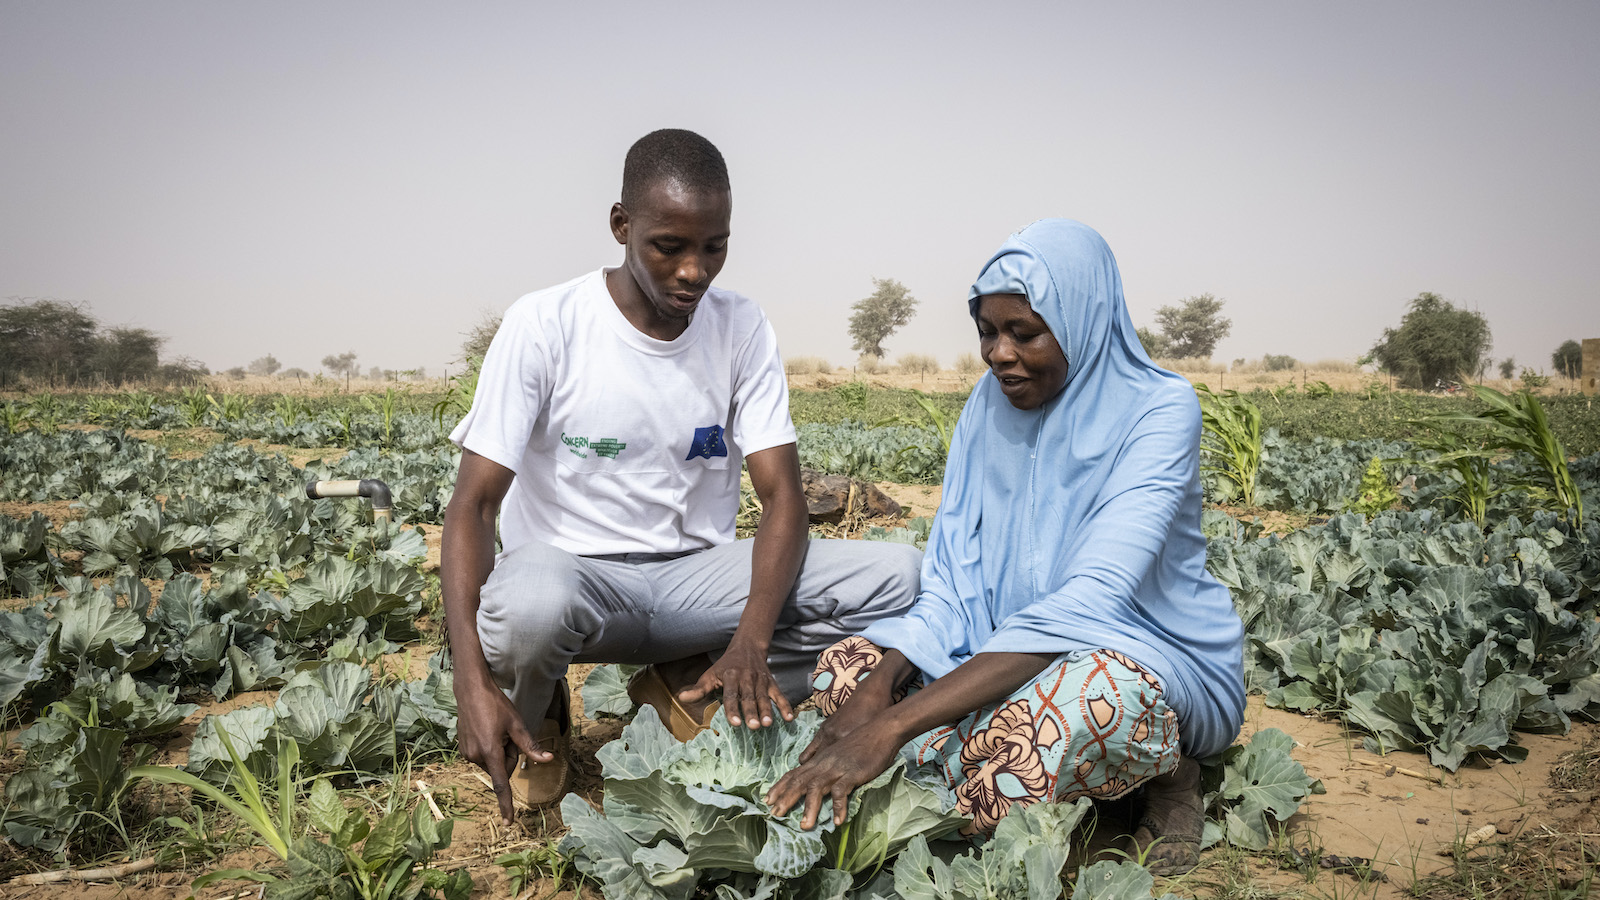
[{"xmin": 0, "ymin": 381, "xmax": 1597, "ymax": 899}]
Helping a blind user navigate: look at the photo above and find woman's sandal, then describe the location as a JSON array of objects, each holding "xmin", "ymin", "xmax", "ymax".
[
  {"xmin": 627, "ymin": 665, "xmax": 721, "ymax": 742},
  {"xmin": 1130, "ymin": 756, "xmax": 1204, "ymax": 876},
  {"xmin": 508, "ymin": 676, "xmax": 572, "ymax": 808}
]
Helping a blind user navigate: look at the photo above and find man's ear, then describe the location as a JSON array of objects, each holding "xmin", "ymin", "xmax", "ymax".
[{"xmin": 609, "ymin": 202, "xmax": 629, "ymax": 245}]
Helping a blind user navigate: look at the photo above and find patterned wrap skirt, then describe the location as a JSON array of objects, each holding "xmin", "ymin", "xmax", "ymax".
[{"xmin": 810, "ymin": 636, "xmax": 1182, "ymax": 835}]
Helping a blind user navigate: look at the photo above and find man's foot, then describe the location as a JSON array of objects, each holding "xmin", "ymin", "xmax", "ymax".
[
  {"xmin": 507, "ymin": 677, "xmax": 571, "ymax": 809},
  {"xmin": 1130, "ymin": 755, "xmax": 1204, "ymax": 876},
  {"xmin": 656, "ymin": 653, "xmax": 722, "ymax": 722},
  {"xmin": 628, "ymin": 663, "xmax": 720, "ymax": 742}
]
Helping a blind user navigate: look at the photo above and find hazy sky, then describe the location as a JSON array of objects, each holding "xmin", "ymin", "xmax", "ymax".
[{"xmin": 3, "ymin": 2, "xmax": 1595, "ymax": 378}]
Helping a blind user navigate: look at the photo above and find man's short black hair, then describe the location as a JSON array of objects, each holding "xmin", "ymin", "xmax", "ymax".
[{"xmin": 621, "ymin": 129, "xmax": 730, "ymax": 209}]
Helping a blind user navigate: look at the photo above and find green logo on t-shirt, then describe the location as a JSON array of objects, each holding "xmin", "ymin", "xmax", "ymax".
[{"xmin": 562, "ymin": 432, "xmax": 626, "ymax": 459}]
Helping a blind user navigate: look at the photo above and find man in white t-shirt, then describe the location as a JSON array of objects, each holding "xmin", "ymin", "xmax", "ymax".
[{"xmin": 443, "ymin": 129, "xmax": 921, "ymax": 824}]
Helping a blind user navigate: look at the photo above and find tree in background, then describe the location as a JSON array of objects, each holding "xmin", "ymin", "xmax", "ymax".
[
  {"xmin": 1499, "ymin": 358, "xmax": 1517, "ymax": 379},
  {"xmin": 1153, "ymin": 294, "xmax": 1232, "ymax": 358},
  {"xmin": 1552, "ymin": 340, "xmax": 1582, "ymax": 379},
  {"xmin": 460, "ymin": 311, "xmax": 502, "ymax": 362},
  {"xmin": 1135, "ymin": 326, "xmax": 1171, "ymax": 359},
  {"xmin": 247, "ymin": 354, "xmax": 282, "ymax": 376},
  {"xmin": 0, "ymin": 298, "xmax": 98, "ymax": 386},
  {"xmin": 848, "ymin": 278, "xmax": 918, "ymax": 358},
  {"xmin": 1370, "ymin": 292, "xmax": 1492, "ymax": 389},
  {"xmin": 321, "ymin": 351, "xmax": 359, "ymax": 378},
  {"xmin": 93, "ymin": 327, "xmax": 163, "ymax": 385}
]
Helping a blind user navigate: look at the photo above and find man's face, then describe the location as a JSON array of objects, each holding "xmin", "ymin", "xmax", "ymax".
[
  {"xmin": 976, "ymin": 293, "xmax": 1069, "ymax": 410},
  {"xmin": 611, "ymin": 179, "xmax": 731, "ymax": 325}
]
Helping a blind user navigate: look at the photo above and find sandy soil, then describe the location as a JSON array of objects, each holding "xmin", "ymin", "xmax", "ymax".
[
  {"xmin": 0, "ymin": 500, "xmax": 80, "ymax": 528},
  {"xmin": 10, "ymin": 675, "xmax": 1588, "ymax": 899},
  {"xmin": 2, "ymin": 492, "xmax": 1595, "ymax": 899}
]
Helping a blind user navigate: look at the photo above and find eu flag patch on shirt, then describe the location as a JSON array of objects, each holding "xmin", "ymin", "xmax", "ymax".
[{"xmin": 686, "ymin": 424, "xmax": 728, "ymax": 460}]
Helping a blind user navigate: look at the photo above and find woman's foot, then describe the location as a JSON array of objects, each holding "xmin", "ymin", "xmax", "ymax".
[{"xmin": 1130, "ymin": 755, "xmax": 1204, "ymax": 876}]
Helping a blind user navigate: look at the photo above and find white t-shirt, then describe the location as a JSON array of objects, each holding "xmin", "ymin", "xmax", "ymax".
[{"xmin": 450, "ymin": 269, "xmax": 796, "ymax": 556}]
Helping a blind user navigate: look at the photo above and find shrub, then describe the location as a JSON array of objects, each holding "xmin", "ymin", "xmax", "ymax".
[
  {"xmin": 1370, "ymin": 292, "xmax": 1492, "ymax": 389},
  {"xmin": 954, "ymin": 352, "xmax": 984, "ymax": 374},
  {"xmin": 1262, "ymin": 354, "xmax": 1298, "ymax": 372},
  {"xmin": 856, "ymin": 353, "xmax": 883, "ymax": 375},
  {"xmin": 895, "ymin": 353, "xmax": 940, "ymax": 376},
  {"xmin": 157, "ymin": 356, "xmax": 210, "ymax": 387}
]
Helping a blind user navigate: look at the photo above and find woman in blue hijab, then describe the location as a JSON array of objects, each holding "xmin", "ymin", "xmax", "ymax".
[{"xmin": 767, "ymin": 220, "xmax": 1245, "ymax": 874}]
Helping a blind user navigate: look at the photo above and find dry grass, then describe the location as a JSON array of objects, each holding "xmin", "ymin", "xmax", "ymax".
[
  {"xmin": 784, "ymin": 356, "xmax": 833, "ymax": 375},
  {"xmin": 197, "ymin": 374, "xmax": 445, "ymax": 395},
  {"xmin": 1154, "ymin": 355, "xmax": 1228, "ymax": 374},
  {"xmin": 1551, "ymin": 735, "xmax": 1599, "ymax": 792}
]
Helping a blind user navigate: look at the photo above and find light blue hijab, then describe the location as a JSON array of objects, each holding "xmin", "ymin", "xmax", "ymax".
[{"xmin": 859, "ymin": 219, "xmax": 1245, "ymax": 757}]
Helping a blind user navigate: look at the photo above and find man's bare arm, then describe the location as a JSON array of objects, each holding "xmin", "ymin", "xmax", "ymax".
[
  {"xmin": 443, "ymin": 449, "xmax": 546, "ymax": 825},
  {"xmin": 679, "ymin": 442, "xmax": 809, "ymax": 728}
]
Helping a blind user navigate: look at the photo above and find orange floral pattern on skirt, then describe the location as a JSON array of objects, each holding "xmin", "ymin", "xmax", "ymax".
[{"xmin": 812, "ymin": 640, "xmax": 1181, "ymax": 835}]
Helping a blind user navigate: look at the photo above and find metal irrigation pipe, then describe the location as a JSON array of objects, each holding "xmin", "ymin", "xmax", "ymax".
[{"xmin": 305, "ymin": 478, "xmax": 393, "ymax": 522}]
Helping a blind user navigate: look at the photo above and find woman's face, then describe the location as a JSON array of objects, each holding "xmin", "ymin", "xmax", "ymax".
[{"xmin": 976, "ymin": 293, "xmax": 1068, "ymax": 410}]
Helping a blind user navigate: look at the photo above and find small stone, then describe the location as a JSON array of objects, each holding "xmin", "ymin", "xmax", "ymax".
[{"xmin": 1415, "ymin": 817, "xmax": 1429, "ymax": 825}]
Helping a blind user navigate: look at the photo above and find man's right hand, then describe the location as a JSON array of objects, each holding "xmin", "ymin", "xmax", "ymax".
[
  {"xmin": 443, "ymin": 450, "xmax": 530, "ymax": 825},
  {"xmin": 454, "ymin": 672, "xmax": 550, "ymax": 825}
]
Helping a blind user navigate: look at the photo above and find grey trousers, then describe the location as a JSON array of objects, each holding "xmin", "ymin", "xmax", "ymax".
[{"xmin": 476, "ymin": 537, "xmax": 923, "ymax": 731}]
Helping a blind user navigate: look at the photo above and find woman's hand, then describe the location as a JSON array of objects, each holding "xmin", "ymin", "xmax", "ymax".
[
  {"xmin": 798, "ymin": 677, "xmax": 894, "ymax": 764},
  {"xmin": 765, "ymin": 721, "xmax": 905, "ymax": 830}
]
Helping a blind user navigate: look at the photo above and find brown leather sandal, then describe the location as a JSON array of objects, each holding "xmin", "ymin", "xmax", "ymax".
[
  {"xmin": 627, "ymin": 665, "xmax": 721, "ymax": 742},
  {"xmin": 507, "ymin": 676, "xmax": 571, "ymax": 809}
]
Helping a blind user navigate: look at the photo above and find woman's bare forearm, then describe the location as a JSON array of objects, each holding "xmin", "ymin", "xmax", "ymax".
[{"xmin": 878, "ymin": 651, "xmax": 1057, "ymax": 743}]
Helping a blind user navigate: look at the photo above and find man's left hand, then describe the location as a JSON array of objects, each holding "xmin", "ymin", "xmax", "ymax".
[{"xmin": 678, "ymin": 640, "xmax": 794, "ymax": 729}]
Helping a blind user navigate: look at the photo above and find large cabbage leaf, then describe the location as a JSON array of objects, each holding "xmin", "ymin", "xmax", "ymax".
[{"xmin": 561, "ymin": 705, "xmax": 965, "ymax": 897}]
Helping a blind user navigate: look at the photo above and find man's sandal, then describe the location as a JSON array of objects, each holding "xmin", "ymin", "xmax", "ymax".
[
  {"xmin": 507, "ymin": 676, "xmax": 571, "ymax": 809},
  {"xmin": 627, "ymin": 665, "xmax": 720, "ymax": 742}
]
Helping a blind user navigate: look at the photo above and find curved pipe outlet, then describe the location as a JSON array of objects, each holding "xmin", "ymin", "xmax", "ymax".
[{"xmin": 305, "ymin": 478, "xmax": 393, "ymax": 521}]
